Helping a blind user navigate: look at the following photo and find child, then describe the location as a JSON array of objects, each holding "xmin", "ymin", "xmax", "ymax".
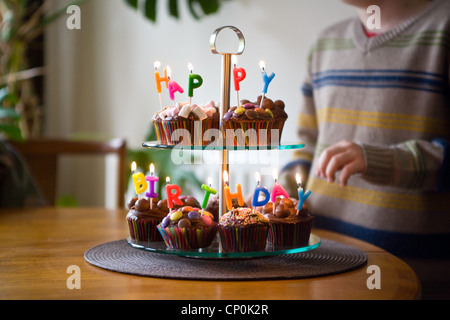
[{"xmin": 281, "ymin": 0, "xmax": 450, "ymax": 272}]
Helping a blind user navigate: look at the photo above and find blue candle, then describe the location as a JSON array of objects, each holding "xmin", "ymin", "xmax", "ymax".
[
  {"xmin": 260, "ymin": 60, "xmax": 275, "ymax": 94},
  {"xmin": 252, "ymin": 172, "xmax": 271, "ymax": 208},
  {"xmin": 296, "ymin": 173, "xmax": 311, "ymax": 212}
]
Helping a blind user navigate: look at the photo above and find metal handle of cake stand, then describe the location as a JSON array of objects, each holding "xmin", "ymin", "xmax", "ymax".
[{"xmin": 210, "ymin": 26, "xmax": 246, "ymax": 220}]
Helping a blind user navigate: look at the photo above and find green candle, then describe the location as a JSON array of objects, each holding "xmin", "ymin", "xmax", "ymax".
[{"xmin": 201, "ymin": 178, "xmax": 217, "ymax": 209}]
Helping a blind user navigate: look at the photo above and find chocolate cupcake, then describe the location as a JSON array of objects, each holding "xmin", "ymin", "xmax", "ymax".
[
  {"xmin": 261, "ymin": 197, "xmax": 314, "ymax": 247},
  {"xmin": 153, "ymin": 101, "xmax": 220, "ymax": 146},
  {"xmin": 157, "ymin": 206, "xmax": 218, "ymax": 250},
  {"xmin": 126, "ymin": 197, "xmax": 168, "ymax": 242},
  {"xmin": 222, "ymin": 96, "xmax": 288, "ymax": 146},
  {"xmin": 219, "ymin": 207, "xmax": 270, "ymax": 252}
]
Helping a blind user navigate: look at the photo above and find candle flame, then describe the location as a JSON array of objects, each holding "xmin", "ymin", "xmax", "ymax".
[
  {"xmin": 255, "ymin": 172, "xmax": 261, "ymax": 184},
  {"xmin": 259, "ymin": 60, "xmax": 266, "ymax": 71},
  {"xmin": 154, "ymin": 61, "xmax": 161, "ymax": 70},
  {"xmin": 296, "ymin": 173, "xmax": 302, "ymax": 186},
  {"xmin": 131, "ymin": 161, "xmax": 137, "ymax": 173},
  {"xmin": 232, "ymin": 55, "xmax": 238, "ymax": 66},
  {"xmin": 166, "ymin": 176, "xmax": 171, "ymax": 184},
  {"xmin": 207, "ymin": 177, "xmax": 213, "ymax": 186},
  {"xmin": 188, "ymin": 63, "xmax": 193, "ymax": 73},
  {"xmin": 223, "ymin": 171, "xmax": 229, "ymax": 185},
  {"xmin": 150, "ymin": 163, "xmax": 155, "ymax": 174},
  {"xmin": 166, "ymin": 66, "xmax": 172, "ymax": 79},
  {"xmin": 272, "ymin": 168, "xmax": 278, "ymax": 181}
]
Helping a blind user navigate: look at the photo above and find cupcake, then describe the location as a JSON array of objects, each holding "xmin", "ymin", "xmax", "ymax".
[
  {"xmin": 157, "ymin": 207, "xmax": 218, "ymax": 250},
  {"xmin": 126, "ymin": 197, "xmax": 168, "ymax": 242},
  {"xmin": 127, "ymin": 195, "xmax": 201, "ymax": 243},
  {"xmin": 219, "ymin": 207, "xmax": 270, "ymax": 252},
  {"xmin": 152, "ymin": 101, "xmax": 220, "ymax": 146},
  {"xmin": 261, "ymin": 197, "xmax": 314, "ymax": 247},
  {"xmin": 222, "ymin": 96, "xmax": 288, "ymax": 147}
]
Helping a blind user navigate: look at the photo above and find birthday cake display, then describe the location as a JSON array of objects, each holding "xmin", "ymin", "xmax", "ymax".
[{"xmin": 127, "ymin": 27, "xmax": 315, "ymax": 256}]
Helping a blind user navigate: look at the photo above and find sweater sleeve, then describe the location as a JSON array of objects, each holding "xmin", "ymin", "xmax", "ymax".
[{"xmin": 360, "ymin": 139, "xmax": 448, "ymax": 192}]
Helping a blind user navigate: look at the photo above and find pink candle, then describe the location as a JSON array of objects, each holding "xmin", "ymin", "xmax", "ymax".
[
  {"xmin": 167, "ymin": 66, "xmax": 184, "ymax": 105},
  {"xmin": 270, "ymin": 169, "xmax": 289, "ymax": 206}
]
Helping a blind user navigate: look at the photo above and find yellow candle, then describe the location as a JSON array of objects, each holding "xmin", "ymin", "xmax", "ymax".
[{"xmin": 131, "ymin": 162, "xmax": 148, "ymax": 196}]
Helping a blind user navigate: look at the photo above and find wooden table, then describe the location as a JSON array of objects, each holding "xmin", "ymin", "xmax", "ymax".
[{"xmin": 0, "ymin": 207, "xmax": 421, "ymax": 300}]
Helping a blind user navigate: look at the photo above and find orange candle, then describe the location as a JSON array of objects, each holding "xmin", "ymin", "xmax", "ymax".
[{"xmin": 223, "ymin": 171, "xmax": 244, "ymax": 211}]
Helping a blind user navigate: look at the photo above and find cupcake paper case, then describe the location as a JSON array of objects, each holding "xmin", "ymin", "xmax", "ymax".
[
  {"xmin": 126, "ymin": 197, "xmax": 167, "ymax": 242},
  {"xmin": 219, "ymin": 207, "xmax": 270, "ymax": 252}
]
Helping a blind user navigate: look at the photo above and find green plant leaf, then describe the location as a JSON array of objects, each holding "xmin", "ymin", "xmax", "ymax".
[
  {"xmin": 125, "ymin": 0, "xmax": 139, "ymax": 9},
  {"xmin": 198, "ymin": 0, "xmax": 220, "ymax": 15},
  {"xmin": 168, "ymin": 0, "xmax": 179, "ymax": 18},
  {"xmin": 144, "ymin": 0, "xmax": 158, "ymax": 22},
  {"xmin": 0, "ymin": 124, "xmax": 23, "ymax": 141}
]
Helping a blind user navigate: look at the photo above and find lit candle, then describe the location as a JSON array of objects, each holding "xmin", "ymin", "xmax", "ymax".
[
  {"xmin": 167, "ymin": 66, "xmax": 184, "ymax": 106},
  {"xmin": 145, "ymin": 163, "xmax": 159, "ymax": 209},
  {"xmin": 296, "ymin": 173, "xmax": 311, "ymax": 215},
  {"xmin": 252, "ymin": 172, "xmax": 271, "ymax": 213},
  {"xmin": 259, "ymin": 60, "xmax": 275, "ymax": 107},
  {"xmin": 270, "ymin": 169, "xmax": 290, "ymax": 214},
  {"xmin": 166, "ymin": 176, "xmax": 183, "ymax": 211},
  {"xmin": 223, "ymin": 170, "xmax": 244, "ymax": 211},
  {"xmin": 232, "ymin": 55, "xmax": 246, "ymax": 107},
  {"xmin": 131, "ymin": 162, "xmax": 148, "ymax": 197},
  {"xmin": 154, "ymin": 61, "xmax": 168, "ymax": 110},
  {"xmin": 201, "ymin": 177, "xmax": 217, "ymax": 210},
  {"xmin": 188, "ymin": 63, "xmax": 203, "ymax": 106}
]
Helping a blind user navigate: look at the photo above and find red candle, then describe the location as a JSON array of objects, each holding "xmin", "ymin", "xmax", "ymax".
[
  {"xmin": 232, "ymin": 55, "xmax": 246, "ymax": 106},
  {"xmin": 166, "ymin": 177, "xmax": 183, "ymax": 209}
]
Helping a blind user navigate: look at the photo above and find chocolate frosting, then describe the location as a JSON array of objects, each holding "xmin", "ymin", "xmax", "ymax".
[
  {"xmin": 126, "ymin": 195, "xmax": 201, "ymax": 221},
  {"xmin": 258, "ymin": 197, "xmax": 313, "ymax": 224},
  {"xmin": 222, "ymin": 96, "xmax": 288, "ymax": 122}
]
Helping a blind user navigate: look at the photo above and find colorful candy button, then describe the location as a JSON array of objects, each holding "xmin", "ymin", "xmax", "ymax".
[{"xmin": 170, "ymin": 211, "xmax": 183, "ymax": 221}]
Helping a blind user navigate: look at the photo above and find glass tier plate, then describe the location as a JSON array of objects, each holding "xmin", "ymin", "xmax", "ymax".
[
  {"xmin": 127, "ymin": 234, "xmax": 320, "ymax": 259},
  {"xmin": 142, "ymin": 141, "xmax": 305, "ymax": 151}
]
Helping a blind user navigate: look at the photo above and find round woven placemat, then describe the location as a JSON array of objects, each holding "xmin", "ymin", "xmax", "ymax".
[{"xmin": 84, "ymin": 239, "xmax": 367, "ymax": 281}]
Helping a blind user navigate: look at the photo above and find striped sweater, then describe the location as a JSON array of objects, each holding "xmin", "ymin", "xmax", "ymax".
[{"xmin": 293, "ymin": 0, "xmax": 450, "ymax": 258}]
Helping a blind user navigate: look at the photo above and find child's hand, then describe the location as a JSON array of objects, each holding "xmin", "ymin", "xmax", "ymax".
[{"xmin": 316, "ymin": 140, "xmax": 366, "ymax": 187}]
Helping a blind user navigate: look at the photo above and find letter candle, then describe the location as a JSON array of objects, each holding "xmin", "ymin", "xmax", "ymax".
[
  {"xmin": 201, "ymin": 177, "xmax": 217, "ymax": 214},
  {"xmin": 232, "ymin": 55, "xmax": 246, "ymax": 107},
  {"xmin": 131, "ymin": 162, "xmax": 148, "ymax": 197},
  {"xmin": 223, "ymin": 170, "xmax": 244, "ymax": 211},
  {"xmin": 252, "ymin": 172, "xmax": 270, "ymax": 213},
  {"xmin": 167, "ymin": 66, "xmax": 184, "ymax": 107},
  {"xmin": 154, "ymin": 61, "xmax": 169, "ymax": 110},
  {"xmin": 259, "ymin": 60, "xmax": 275, "ymax": 108},
  {"xmin": 166, "ymin": 176, "xmax": 183, "ymax": 213},
  {"xmin": 145, "ymin": 163, "xmax": 159, "ymax": 209},
  {"xmin": 188, "ymin": 63, "xmax": 203, "ymax": 106},
  {"xmin": 270, "ymin": 168, "xmax": 290, "ymax": 215},
  {"xmin": 296, "ymin": 173, "xmax": 311, "ymax": 215}
]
